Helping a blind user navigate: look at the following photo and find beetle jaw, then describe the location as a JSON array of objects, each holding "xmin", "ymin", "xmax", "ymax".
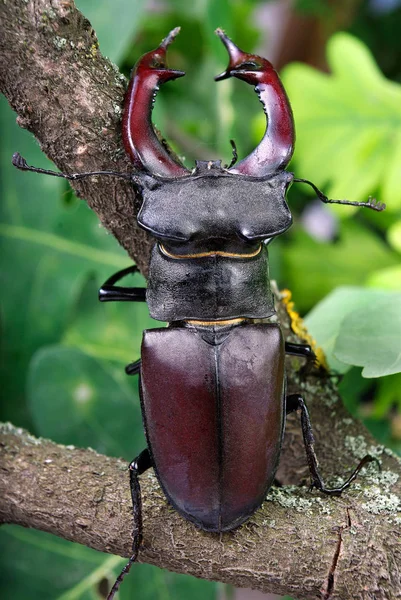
[
  {"xmin": 135, "ymin": 27, "xmax": 185, "ymax": 83},
  {"xmin": 214, "ymin": 28, "xmax": 273, "ymax": 84}
]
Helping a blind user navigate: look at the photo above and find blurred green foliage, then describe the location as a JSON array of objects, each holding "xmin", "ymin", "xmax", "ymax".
[{"xmin": 1, "ymin": 1, "xmax": 400, "ymax": 599}]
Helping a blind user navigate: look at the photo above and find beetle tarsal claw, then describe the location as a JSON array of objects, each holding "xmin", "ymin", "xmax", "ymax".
[{"xmin": 368, "ymin": 196, "xmax": 386, "ymax": 211}]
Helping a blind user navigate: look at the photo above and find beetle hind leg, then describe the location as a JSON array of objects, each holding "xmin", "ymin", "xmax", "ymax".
[
  {"xmin": 286, "ymin": 394, "xmax": 377, "ymax": 495},
  {"xmin": 107, "ymin": 448, "xmax": 152, "ymax": 600}
]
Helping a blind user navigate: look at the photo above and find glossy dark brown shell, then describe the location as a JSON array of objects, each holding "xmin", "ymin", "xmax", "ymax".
[{"xmin": 140, "ymin": 322, "xmax": 285, "ymax": 531}]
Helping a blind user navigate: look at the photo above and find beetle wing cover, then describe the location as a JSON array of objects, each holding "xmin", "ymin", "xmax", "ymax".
[{"xmin": 140, "ymin": 323, "xmax": 285, "ymax": 532}]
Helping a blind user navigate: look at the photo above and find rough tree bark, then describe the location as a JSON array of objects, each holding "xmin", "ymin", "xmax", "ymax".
[{"xmin": 0, "ymin": 1, "xmax": 400, "ymax": 599}]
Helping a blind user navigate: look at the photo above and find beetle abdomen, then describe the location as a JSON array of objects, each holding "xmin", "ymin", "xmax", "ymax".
[{"xmin": 140, "ymin": 322, "xmax": 285, "ymax": 532}]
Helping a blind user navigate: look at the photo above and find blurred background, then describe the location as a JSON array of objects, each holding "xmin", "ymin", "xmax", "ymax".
[{"xmin": 1, "ymin": 0, "xmax": 400, "ymax": 598}]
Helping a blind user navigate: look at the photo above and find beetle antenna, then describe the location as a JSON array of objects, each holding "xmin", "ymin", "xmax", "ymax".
[
  {"xmin": 12, "ymin": 152, "xmax": 133, "ymax": 182},
  {"xmin": 224, "ymin": 139, "xmax": 238, "ymax": 169},
  {"xmin": 293, "ymin": 177, "xmax": 386, "ymax": 212}
]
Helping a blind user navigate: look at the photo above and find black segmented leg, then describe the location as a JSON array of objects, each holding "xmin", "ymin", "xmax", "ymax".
[
  {"xmin": 125, "ymin": 359, "xmax": 141, "ymax": 376},
  {"xmin": 99, "ymin": 265, "xmax": 147, "ymax": 303},
  {"xmin": 285, "ymin": 341, "xmax": 314, "ymax": 360},
  {"xmin": 285, "ymin": 341, "xmax": 317, "ymax": 373},
  {"xmin": 286, "ymin": 394, "xmax": 376, "ymax": 495},
  {"xmin": 107, "ymin": 448, "xmax": 152, "ymax": 600}
]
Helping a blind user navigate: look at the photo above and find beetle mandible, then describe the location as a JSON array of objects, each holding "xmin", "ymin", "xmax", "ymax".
[{"xmin": 12, "ymin": 27, "xmax": 385, "ymax": 600}]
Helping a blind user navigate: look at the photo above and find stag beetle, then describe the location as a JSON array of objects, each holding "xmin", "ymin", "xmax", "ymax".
[{"xmin": 13, "ymin": 28, "xmax": 385, "ymax": 599}]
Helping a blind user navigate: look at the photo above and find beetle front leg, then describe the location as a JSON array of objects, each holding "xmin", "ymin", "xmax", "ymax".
[
  {"xmin": 98, "ymin": 265, "xmax": 147, "ymax": 303},
  {"xmin": 286, "ymin": 394, "xmax": 377, "ymax": 495},
  {"xmin": 107, "ymin": 448, "xmax": 152, "ymax": 600}
]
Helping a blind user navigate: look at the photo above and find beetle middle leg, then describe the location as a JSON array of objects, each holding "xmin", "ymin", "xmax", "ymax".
[
  {"xmin": 286, "ymin": 393, "xmax": 376, "ymax": 495},
  {"xmin": 107, "ymin": 448, "xmax": 152, "ymax": 600},
  {"xmin": 285, "ymin": 341, "xmax": 317, "ymax": 374}
]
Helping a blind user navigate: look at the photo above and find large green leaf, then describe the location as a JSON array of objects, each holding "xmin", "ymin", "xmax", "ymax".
[
  {"xmin": 334, "ymin": 295, "xmax": 401, "ymax": 377},
  {"xmin": 118, "ymin": 561, "xmax": 218, "ymax": 600},
  {"xmin": 387, "ymin": 220, "xmax": 401, "ymax": 253},
  {"xmin": 367, "ymin": 265, "xmax": 401, "ymax": 290},
  {"xmin": 0, "ymin": 526, "xmax": 218, "ymax": 600},
  {"xmin": 0, "ymin": 96, "xmax": 129, "ymax": 428},
  {"xmin": 0, "ymin": 526, "xmax": 115, "ymax": 600},
  {"xmin": 28, "ymin": 346, "xmax": 145, "ymax": 460},
  {"xmin": 278, "ymin": 33, "xmax": 401, "ymax": 210},
  {"xmin": 305, "ymin": 287, "xmax": 401, "ymax": 376},
  {"xmin": 281, "ymin": 220, "xmax": 398, "ymax": 313}
]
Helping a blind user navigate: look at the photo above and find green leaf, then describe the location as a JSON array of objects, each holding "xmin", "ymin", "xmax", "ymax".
[
  {"xmin": 387, "ymin": 220, "xmax": 401, "ymax": 253},
  {"xmin": 305, "ymin": 287, "xmax": 401, "ymax": 376},
  {"xmin": 118, "ymin": 562, "xmax": 217, "ymax": 600},
  {"xmin": 338, "ymin": 367, "xmax": 373, "ymax": 415},
  {"xmin": 367, "ymin": 265, "xmax": 401, "ymax": 290},
  {"xmin": 75, "ymin": 0, "xmax": 147, "ymax": 64},
  {"xmin": 280, "ymin": 33, "xmax": 401, "ymax": 209},
  {"xmin": 334, "ymin": 294, "xmax": 401, "ymax": 377},
  {"xmin": 28, "ymin": 346, "xmax": 145, "ymax": 460},
  {"xmin": 374, "ymin": 373, "xmax": 401, "ymax": 418},
  {"xmin": 0, "ymin": 96, "xmax": 128, "ymax": 428},
  {"xmin": 281, "ymin": 220, "xmax": 398, "ymax": 313},
  {"xmin": 0, "ymin": 526, "xmax": 114, "ymax": 599},
  {"xmin": 62, "ymin": 274, "xmax": 155, "ymax": 364}
]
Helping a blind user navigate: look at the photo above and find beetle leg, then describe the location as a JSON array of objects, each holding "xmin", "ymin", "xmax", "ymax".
[
  {"xmin": 286, "ymin": 394, "xmax": 377, "ymax": 495},
  {"xmin": 125, "ymin": 359, "xmax": 141, "ymax": 376},
  {"xmin": 285, "ymin": 342, "xmax": 318, "ymax": 374},
  {"xmin": 224, "ymin": 139, "xmax": 238, "ymax": 169},
  {"xmin": 107, "ymin": 449, "xmax": 152, "ymax": 600},
  {"xmin": 285, "ymin": 341, "xmax": 313, "ymax": 359},
  {"xmin": 98, "ymin": 265, "xmax": 147, "ymax": 303}
]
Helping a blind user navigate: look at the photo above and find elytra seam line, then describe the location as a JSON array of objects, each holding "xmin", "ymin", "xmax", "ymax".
[{"xmin": 213, "ymin": 344, "xmax": 223, "ymax": 532}]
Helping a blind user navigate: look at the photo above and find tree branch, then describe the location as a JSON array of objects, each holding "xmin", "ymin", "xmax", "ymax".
[
  {"xmin": 1, "ymin": 419, "xmax": 400, "ymax": 600},
  {"xmin": 1, "ymin": 1, "xmax": 400, "ymax": 598}
]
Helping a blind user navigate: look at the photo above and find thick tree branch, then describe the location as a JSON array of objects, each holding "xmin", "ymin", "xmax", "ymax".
[
  {"xmin": 1, "ymin": 420, "xmax": 400, "ymax": 599},
  {"xmin": 1, "ymin": 1, "xmax": 400, "ymax": 598}
]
